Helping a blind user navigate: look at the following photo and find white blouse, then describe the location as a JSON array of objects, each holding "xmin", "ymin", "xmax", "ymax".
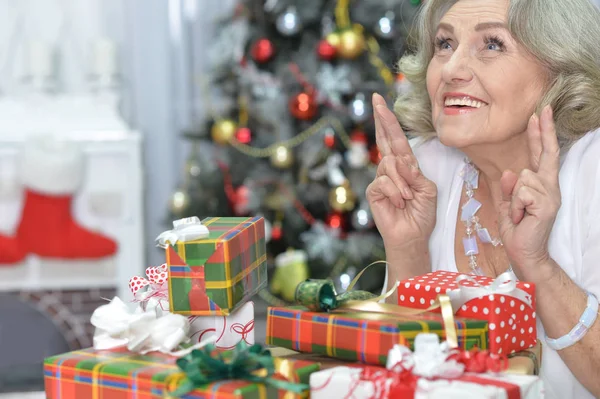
[{"xmin": 383, "ymin": 129, "xmax": 600, "ymax": 399}]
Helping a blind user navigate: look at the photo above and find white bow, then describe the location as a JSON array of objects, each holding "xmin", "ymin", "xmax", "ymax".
[
  {"xmin": 447, "ymin": 271, "xmax": 533, "ymax": 312},
  {"xmin": 386, "ymin": 333, "xmax": 464, "ymax": 379},
  {"xmin": 155, "ymin": 216, "xmax": 210, "ymax": 248},
  {"xmin": 91, "ymin": 296, "xmax": 204, "ymax": 355}
]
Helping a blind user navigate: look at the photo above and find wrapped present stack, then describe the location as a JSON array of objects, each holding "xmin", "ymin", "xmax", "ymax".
[
  {"xmin": 44, "ymin": 215, "xmax": 544, "ymax": 398},
  {"xmin": 44, "ymin": 216, "xmax": 322, "ymax": 398},
  {"xmin": 263, "ymin": 267, "xmax": 544, "ymax": 397}
]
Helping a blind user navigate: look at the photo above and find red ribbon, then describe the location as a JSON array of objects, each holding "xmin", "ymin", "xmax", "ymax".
[
  {"xmin": 315, "ymin": 364, "xmax": 418, "ymax": 399},
  {"xmin": 312, "ymin": 347, "xmax": 510, "ymax": 399}
]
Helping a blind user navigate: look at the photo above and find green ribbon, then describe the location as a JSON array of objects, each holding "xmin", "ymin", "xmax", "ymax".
[
  {"xmin": 294, "ymin": 261, "xmax": 398, "ymax": 312},
  {"xmin": 170, "ymin": 341, "xmax": 309, "ymax": 397},
  {"xmin": 294, "ymin": 279, "xmax": 377, "ymax": 312}
]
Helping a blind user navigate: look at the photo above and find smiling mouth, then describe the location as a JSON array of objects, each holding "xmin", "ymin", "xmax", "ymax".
[{"xmin": 444, "ymin": 97, "xmax": 487, "ymax": 108}]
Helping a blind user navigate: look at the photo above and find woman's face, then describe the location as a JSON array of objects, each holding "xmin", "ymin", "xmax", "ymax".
[{"xmin": 426, "ymin": 0, "xmax": 548, "ymax": 149}]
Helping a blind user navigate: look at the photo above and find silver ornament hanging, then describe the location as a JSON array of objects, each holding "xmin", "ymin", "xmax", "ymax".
[
  {"xmin": 374, "ymin": 11, "xmax": 396, "ymax": 40},
  {"xmin": 351, "ymin": 203, "xmax": 375, "ymax": 230},
  {"xmin": 333, "ymin": 266, "xmax": 359, "ymax": 293},
  {"xmin": 169, "ymin": 188, "xmax": 190, "ymax": 216},
  {"xmin": 276, "ymin": 6, "xmax": 303, "ymax": 36},
  {"xmin": 348, "ymin": 93, "xmax": 372, "ymax": 124}
]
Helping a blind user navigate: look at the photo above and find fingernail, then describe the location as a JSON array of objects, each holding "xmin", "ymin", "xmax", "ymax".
[
  {"xmin": 372, "ymin": 93, "xmax": 386, "ymax": 107},
  {"xmin": 402, "ymin": 188, "xmax": 413, "ymax": 199}
]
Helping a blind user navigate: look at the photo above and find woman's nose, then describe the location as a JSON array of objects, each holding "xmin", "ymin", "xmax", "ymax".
[{"xmin": 441, "ymin": 46, "xmax": 474, "ymax": 84}]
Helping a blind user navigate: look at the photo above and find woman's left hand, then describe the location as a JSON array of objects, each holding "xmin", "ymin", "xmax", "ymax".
[{"xmin": 498, "ymin": 105, "xmax": 561, "ymax": 282}]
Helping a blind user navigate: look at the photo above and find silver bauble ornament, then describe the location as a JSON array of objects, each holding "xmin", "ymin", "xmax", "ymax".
[
  {"xmin": 351, "ymin": 205, "xmax": 375, "ymax": 230},
  {"xmin": 169, "ymin": 189, "xmax": 190, "ymax": 216},
  {"xmin": 276, "ymin": 6, "xmax": 303, "ymax": 36},
  {"xmin": 349, "ymin": 93, "xmax": 372, "ymax": 124},
  {"xmin": 374, "ymin": 11, "xmax": 396, "ymax": 40},
  {"xmin": 334, "ymin": 266, "xmax": 359, "ymax": 293}
]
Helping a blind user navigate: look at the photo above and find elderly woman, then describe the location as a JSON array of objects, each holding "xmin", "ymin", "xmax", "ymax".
[{"xmin": 368, "ymin": 0, "xmax": 600, "ymax": 397}]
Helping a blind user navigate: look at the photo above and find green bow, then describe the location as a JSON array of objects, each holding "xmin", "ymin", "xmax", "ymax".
[{"xmin": 170, "ymin": 341, "xmax": 309, "ymax": 397}]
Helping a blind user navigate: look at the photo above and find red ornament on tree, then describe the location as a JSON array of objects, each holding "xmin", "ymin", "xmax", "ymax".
[
  {"xmin": 326, "ymin": 213, "xmax": 344, "ymax": 230},
  {"xmin": 233, "ymin": 185, "xmax": 250, "ymax": 215},
  {"xmin": 317, "ymin": 39, "xmax": 337, "ymax": 61},
  {"xmin": 251, "ymin": 38, "xmax": 275, "ymax": 63},
  {"xmin": 289, "ymin": 92, "xmax": 318, "ymax": 120},
  {"xmin": 271, "ymin": 222, "xmax": 283, "ymax": 241},
  {"xmin": 235, "ymin": 127, "xmax": 252, "ymax": 144},
  {"xmin": 324, "ymin": 130, "xmax": 335, "ymax": 148}
]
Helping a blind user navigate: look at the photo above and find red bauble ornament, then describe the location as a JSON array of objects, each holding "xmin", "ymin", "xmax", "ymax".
[
  {"xmin": 350, "ymin": 130, "xmax": 368, "ymax": 145},
  {"xmin": 271, "ymin": 222, "xmax": 283, "ymax": 240},
  {"xmin": 233, "ymin": 185, "xmax": 250, "ymax": 215},
  {"xmin": 317, "ymin": 39, "xmax": 337, "ymax": 60},
  {"xmin": 326, "ymin": 213, "xmax": 344, "ymax": 230},
  {"xmin": 235, "ymin": 127, "xmax": 252, "ymax": 144},
  {"xmin": 370, "ymin": 145, "xmax": 382, "ymax": 165},
  {"xmin": 324, "ymin": 130, "xmax": 336, "ymax": 148},
  {"xmin": 289, "ymin": 92, "xmax": 318, "ymax": 120},
  {"xmin": 251, "ymin": 38, "xmax": 275, "ymax": 63}
]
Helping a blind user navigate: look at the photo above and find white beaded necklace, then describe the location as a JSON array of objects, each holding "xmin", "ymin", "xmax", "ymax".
[{"xmin": 460, "ymin": 159, "xmax": 504, "ymax": 276}]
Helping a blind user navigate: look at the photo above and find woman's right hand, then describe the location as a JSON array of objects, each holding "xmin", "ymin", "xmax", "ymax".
[{"xmin": 366, "ymin": 93, "xmax": 438, "ymax": 252}]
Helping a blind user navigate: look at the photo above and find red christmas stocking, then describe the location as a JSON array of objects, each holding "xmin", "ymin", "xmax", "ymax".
[
  {"xmin": 0, "ymin": 234, "xmax": 26, "ymax": 264},
  {"xmin": 16, "ymin": 137, "xmax": 118, "ymax": 259}
]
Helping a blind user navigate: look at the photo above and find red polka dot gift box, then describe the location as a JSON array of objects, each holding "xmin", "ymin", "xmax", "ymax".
[{"xmin": 397, "ymin": 270, "xmax": 536, "ymax": 355}]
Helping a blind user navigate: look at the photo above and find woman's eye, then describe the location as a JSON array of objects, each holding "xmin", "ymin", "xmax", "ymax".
[
  {"xmin": 435, "ymin": 37, "xmax": 452, "ymax": 51},
  {"xmin": 484, "ymin": 35, "xmax": 505, "ymax": 52}
]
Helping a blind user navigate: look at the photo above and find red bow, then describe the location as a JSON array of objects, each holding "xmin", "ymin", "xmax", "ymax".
[
  {"xmin": 447, "ymin": 348, "xmax": 509, "ymax": 373},
  {"xmin": 129, "ymin": 264, "xmax": 168, "ymax": 293},
  {"xmin": 128, "ymin": 264, "xmax": 169, "ymax": 309}
]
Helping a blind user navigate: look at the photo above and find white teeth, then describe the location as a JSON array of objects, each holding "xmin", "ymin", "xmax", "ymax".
[{"xmin": 444, "ymin": 97, "xmax": 484, "ymax": 108}]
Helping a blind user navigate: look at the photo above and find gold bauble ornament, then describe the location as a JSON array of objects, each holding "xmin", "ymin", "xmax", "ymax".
[
  {"xmin": 169, "ymin": 189, "xmax": 190, "ymax": 216},
  {"xmin": 270, "ymin": 145, "xmax": 294, "ymax": 169},
  {"xmin": 325, "ymin": 32, "xmax": 341, "ymax": 49},
  {"xmin": 211, "ymin": 119, "xmax": 237, "ymax": 145},
  {"xmin": 329, "ymin": 181, "xmax": 356, "ymax": 212},
  {"xmin": 337, "ymin": 29, "xmax": 365, "ymax": 59}
]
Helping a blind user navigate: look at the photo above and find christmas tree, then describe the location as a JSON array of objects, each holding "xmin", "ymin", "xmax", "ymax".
[{"xmin": 169, "ymin": 0, "xmax": 421, "ymax": 305}]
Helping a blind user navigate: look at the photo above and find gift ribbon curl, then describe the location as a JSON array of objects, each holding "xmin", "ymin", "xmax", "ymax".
[
  {"xmin": 448, "ymin": 271, "xmax": 533, "ymax": 312},
  {"xmin": 167, "ymin": 342, "xmax": 309, "ymax": 397},
  {"xmin": 294, "ymin": 261, "xmax": 397, "ymax": 312},
  {"xmin": 231, "ymin": 320, "xmax": 255, "ymax": 344},
  {"xmin": 294, "ymin": 261, "xmax": 460, "ymax": 349}
]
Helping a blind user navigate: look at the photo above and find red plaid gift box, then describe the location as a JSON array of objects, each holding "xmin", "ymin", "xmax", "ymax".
[
  {"xmin": 44, "ymin": 346, "xmax": 318, "ymax": 399},
  {"xmin": 397, "ymin": 271, "xmax": 536, "ymax": 355}
]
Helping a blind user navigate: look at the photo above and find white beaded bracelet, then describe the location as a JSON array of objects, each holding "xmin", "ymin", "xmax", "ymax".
[{"xmin": 545, "ymin": 291, "xmax": 599, "ymax": 351}]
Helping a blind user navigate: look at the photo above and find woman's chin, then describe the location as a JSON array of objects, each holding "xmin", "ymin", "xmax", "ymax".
[{"xmin": 435, "ymin": 129, "xmax": 474, "ymax": 149}]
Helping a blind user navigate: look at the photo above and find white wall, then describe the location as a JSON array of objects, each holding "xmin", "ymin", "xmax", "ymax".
[
  {"xmin": 0, "ymin": 0, "xmax": 236, "ymax": 268},
  {"xmin": 0, "ymin": 0, "xmax": 126, "ymax": 95}
]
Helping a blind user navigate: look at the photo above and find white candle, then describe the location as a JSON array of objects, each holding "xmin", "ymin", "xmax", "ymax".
[
  {"xmin": 92, "ymin": 38, "xmax": 118, "ymax": 78},
  {"xmin": 26, "ymin": 40, "xmax": 54, "ymax": 80}
]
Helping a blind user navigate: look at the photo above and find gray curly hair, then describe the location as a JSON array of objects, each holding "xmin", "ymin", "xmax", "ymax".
[{"xmin": 395, "ymin": 0, "xmax": 600, "ymax": 148}]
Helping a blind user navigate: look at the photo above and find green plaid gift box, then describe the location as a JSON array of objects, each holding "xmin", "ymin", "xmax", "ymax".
[
  {"xmin": 166, "ymin": 216, "xmax": 267, "ymax": 316},
  {"xmin": 44, "ymin": 347, "xmax": 318, "ymax": 399},
  {"xmin": 266, "ymin": 306, "xmax": 489, "ymax": 366}
]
